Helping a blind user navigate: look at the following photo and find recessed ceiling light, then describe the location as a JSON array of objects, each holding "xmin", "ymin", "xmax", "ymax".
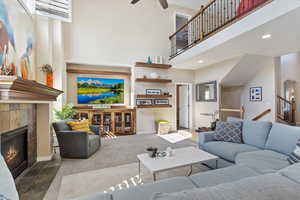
[
  {"xmin": 198, "ymin": 60, "xmax": 204, "ymax": 64},
  {"xmin": 262, "ymin": 34, "xmax": 272, "ymax": 39}
]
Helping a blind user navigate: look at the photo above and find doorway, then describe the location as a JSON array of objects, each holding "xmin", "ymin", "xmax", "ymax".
[{"xmin": 176, "ymin": 84, "xmax": 192, "ymax": 130}]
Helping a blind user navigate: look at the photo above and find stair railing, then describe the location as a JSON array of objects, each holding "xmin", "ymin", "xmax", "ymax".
[
  {"xmin": 252, "ymin": 109, "xmax": 271, "ymax": 121},
  {"xmin": 277, "ymin": 96, "xmax": 296, "ymax": 125},
  {"xmin": 169, "ymin": 0, "xmax": 272, "ymax": 58}
]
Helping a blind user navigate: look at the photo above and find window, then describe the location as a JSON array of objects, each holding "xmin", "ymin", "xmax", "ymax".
[{"xmin": 35, "ymin": 0, "xmax": 72, "ymax": 22}]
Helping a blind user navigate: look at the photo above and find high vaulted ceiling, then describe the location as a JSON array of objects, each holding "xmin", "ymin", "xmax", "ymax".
[{"xmin": 168, "ymin": 0, "xmax": 209, "ymax": 9}]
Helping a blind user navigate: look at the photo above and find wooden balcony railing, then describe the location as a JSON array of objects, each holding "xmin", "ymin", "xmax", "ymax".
[
  {"xmin": 277, "ymin": 96, "xmax": 296, "ymax": 125},
  {"xmin": 169, "ymin": 0, "xmax": 272, "ymax": 59}
]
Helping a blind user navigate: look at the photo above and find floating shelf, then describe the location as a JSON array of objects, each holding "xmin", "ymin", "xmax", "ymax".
[
  {"xmin": 135, "ymin": 78, "xmax": 172, "ymax": 83},
  {"xmin": 135, "ymin": 62, "xmax": 172, "ymax": 69},
  {"xmin": 137, "ymin": 105, "xmax": 172, "ymax": 108},
  {"xmin": 136, "ymin": 94, "xmax": 172, "ymax": 98}
]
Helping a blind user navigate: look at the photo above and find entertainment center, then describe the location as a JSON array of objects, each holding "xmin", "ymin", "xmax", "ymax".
[{"xmin": 74, "ymin": 107, "xmax": 136, "ymax": 136}]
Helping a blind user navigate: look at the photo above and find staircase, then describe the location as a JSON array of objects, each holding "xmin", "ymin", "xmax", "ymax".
[{"xmin": 277, "ymin": 96, "xmax": 296, "ymax": 126}]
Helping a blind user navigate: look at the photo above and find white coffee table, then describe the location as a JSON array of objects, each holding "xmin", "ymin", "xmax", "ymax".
[{"xmin": 137, "ymin": 146, "xmax": 218, "ymax": 181}]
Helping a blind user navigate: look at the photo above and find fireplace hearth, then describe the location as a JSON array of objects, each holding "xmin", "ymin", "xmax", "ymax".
[{"xmin": 1, "ymin": 126, "xmax": 28, "ymax": 178}]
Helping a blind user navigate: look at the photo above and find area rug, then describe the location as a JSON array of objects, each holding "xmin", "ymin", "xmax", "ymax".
[
  {"xmin": 58, "ymin": 162, "xmax": 208, "ymax": 200},
  {"xmin": 44, "ymin": 134, "xmax": 196, "ymax": 200},
  {"xmin": 159, "ymin": 131, "xmax": 193, "ymax": 143}
]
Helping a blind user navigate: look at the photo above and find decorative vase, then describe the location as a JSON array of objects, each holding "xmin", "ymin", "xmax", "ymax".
[
  {"xmin": 46, "ymin": 72, "xmax": 53, "ymax": 87},
  {"xmin": 147, "ymin": 56, "xmax": 152, "ymax": 64}
]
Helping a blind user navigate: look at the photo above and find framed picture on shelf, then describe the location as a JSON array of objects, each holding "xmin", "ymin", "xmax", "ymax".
[
  {"xmin": 146, "ymin": 89, "xmax": 162, "ymax": 95},
  {"xmin": 136, "ymin": 99, "xmax": 153, "ymax": 106},
  {"xmin": 249, "ymin": 87, "xmax": 262, "ymax": 101},
  {"xmin": 154, "ymin": 99, "xmax": 169, "ymax": 105}
]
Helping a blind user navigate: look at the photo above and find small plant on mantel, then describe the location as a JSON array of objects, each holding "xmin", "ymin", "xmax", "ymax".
[
  {"xmin": 41, "ymin": 64, "xmax": 54, "ymax": 87},
  {"xmin": 54, "ymin": 104, "xmax": 76, "ymax": 121}
]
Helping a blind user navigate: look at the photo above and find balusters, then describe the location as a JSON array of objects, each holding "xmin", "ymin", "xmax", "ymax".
[{"xmin": 169, "ymin": 0, "xmax": 270, "ymax": 58}]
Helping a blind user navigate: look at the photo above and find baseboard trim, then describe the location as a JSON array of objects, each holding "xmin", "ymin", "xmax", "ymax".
[
  {"xmin": 37, "ymin": 154, "xmax": 53, "ymax": 162},
  {"xmin": 137, "ymin": 131, "xmax": 156, "ymax": 135}
]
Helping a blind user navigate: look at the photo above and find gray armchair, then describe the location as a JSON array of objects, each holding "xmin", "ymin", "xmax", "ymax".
[{"xmin": 52, "ymin": 120, "xmax": 101, "ymax": 159}]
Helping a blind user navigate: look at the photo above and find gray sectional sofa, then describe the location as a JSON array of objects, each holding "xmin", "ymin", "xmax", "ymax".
[
  {"xmin": 70, "ymin": 120, "xmax": 300, "ymax": 200},
  {"xmin": 0, "ymin": 155, "xmax": 19, "ymax": 200},
  {"xmin": 1, "ymin": 120, "xmax": 300, "ymax": 200}
]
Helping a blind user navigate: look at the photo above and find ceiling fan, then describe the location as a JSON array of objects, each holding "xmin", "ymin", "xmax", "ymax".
[{"xmin": 131, "ymin": 0, "xmax": 169, "ymax": 9}]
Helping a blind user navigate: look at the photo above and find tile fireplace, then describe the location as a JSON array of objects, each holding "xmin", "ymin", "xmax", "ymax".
[{"xmin": 1, "ymin": 126, "xmax": 28, "ymax": 178}]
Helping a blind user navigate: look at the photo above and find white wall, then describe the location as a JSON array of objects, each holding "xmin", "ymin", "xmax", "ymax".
[
  {"xmin": 240, "ymin": 58, "xmax": 276, "ymax": 121},
  {"xmin": 279, "ymin": 52, "xmax": 300, "ymax": 123},
  {"xmin": 35, "ymin": 16, "xmax": 67, "ymax": 111},
  {"xmin": 194, "ymin": 57, "xmax": 241, "ymax": 128},
  {"xmin": 135, "ymin": 69, "xmax": 194, "ymax": 134},
  {"xmin": 63, "ymin": 0, "xmax": 196, "ymax": 66}
]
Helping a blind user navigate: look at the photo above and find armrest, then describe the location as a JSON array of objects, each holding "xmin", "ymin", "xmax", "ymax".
[
  {"xmin": 198, "ymin": 131, "xmax": 216, "ymax": 149},
  {"xmin": 56, "ymin": 131, "xmax": 89, "ymax": 158}
]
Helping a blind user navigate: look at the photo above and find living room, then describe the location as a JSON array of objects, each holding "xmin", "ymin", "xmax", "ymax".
[{"xmin": 1, "ymin": 0, "xmax": 300, "ymax": 200}]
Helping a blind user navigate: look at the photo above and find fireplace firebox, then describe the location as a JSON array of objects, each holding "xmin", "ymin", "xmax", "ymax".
[{"xmin": 1, "ymin": 126, "xmax": 28, "ymax": 178}]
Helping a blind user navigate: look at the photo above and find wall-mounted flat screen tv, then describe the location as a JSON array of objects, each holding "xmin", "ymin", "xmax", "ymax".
[{"xmin": 77, "ymin": 77, "xmax": 124, "ymax": 104}]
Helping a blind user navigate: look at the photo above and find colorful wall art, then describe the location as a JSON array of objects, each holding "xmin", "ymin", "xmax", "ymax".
[
  {"xmin": 77, "ymin": 77, "xmax": 125, "ymax": 104},
  {"xmin": 0, "ymin": 0, "xmax": 34, "ymax": 79}
]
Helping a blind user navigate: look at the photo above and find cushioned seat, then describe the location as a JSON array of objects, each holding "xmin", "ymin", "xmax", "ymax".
[
  {"xmin": 189, "ymin": 165, "xmax": 260, "ymax": 188},
  {"xmin": 152, "ymin": 174, "xmax": 300, "ymax": 200},
  {"xmin": 68, "ymin": 193, "xmax": 112, "ymax": 200},
  {"xmin": 236, "ymin": 150, "xmax": 290, "ymax": 174},
  {"xmin": 202, "ymin": 141, "xmax": 260, "ymax": 162},
  {"xmin": 278, "ymin": 163, "xmax": 300, "ymax": 184},
  {"xmin": 112, "ymin": 177, "xmax": 196, "ymax": 200}
]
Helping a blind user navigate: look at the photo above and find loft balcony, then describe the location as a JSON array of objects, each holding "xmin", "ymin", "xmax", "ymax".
[{"xmin": 169, "ymin": 0, "xmax": 273, "ymax": 59}]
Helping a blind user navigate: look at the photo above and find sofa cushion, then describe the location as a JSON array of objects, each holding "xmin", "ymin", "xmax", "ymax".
[
  {"xmin": 265, "ymin": 123, "xmax": 300, "ymax": 155},
  {"xmin": 112, "ymin": 176, "xmax": 196, "ymax": 200},
  {"xmin": 214, "ymin": 121, "xmax": 243, "ymax": 143},
  {"xmin": 151, "ymin": 174, "xmax": 300, "ymax": 200},
  {"xmin": 288, "ymin": 140, "xmax": 300, "ymax": 164},
  {"xmin": 279, "ymin": 163, "xmax": 300, "ymax": 184},
  {"xmin": 68, "ymin": 192, "xmax": 112, "ymax": 200},
  {"xmin": 242, "ymin": 120, "xmax": 272, "ymax": 148},
  {"xmin": 68, "ymin": 120, "xmax": 94, "ymax": 135},
  {"xmin": 0, "ymin": 155, "xmax": 19, "ymax": 200},
  {"xmin": 202, "ymin": 141, "xmax": 260, "ymax": 162},
  {"xmin": 235, "ymin": 150, "xmax": 290, "ymax": 174},
  {"xmin": 189, "ymin": 165, "xmax": 260, "ymax": 188}
]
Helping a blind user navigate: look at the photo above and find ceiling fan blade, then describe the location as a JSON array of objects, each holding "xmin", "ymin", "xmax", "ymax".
[
  {"xmin": 131, "ymin": 0, "xmax": 141, "ymax": 4},
  {"xmin": 159, "ymin": 0, "xmax": 168, "ymax": 9}
]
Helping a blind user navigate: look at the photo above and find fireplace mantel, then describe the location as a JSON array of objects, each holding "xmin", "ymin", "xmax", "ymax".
[{"xmin": 0, "ymin": 76, "xmax": 63, "ymax": 101}]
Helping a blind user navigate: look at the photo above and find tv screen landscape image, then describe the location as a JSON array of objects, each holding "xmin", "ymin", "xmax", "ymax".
[{"xmin": 77, "ymin": 77, "xmax": 124, "ymax": 104}]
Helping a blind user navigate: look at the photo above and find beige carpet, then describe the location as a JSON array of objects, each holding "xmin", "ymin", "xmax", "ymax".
[
  {"xmin": 58, "ymin": 162, "xmax": 209, "ymax": 200},
  {"xmin": 44, "ymin": 134, "xmax": 197, "ymax": 200}
]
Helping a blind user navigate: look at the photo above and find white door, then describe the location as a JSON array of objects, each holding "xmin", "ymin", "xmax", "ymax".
[{"xmin": 179, "ymin": 85, "xmax": 190, "ymax": 129}]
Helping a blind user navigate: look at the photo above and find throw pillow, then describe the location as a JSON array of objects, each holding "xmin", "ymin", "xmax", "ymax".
[
  {"xmin": 288, "ymin": 140, "xmax": 300, "ymax": 164},
  {"xmin": 214, "ymin": 121, "xmax": 243, "ymax": 143},
  {"xmin": 67, "ymin": 120, "xmax": 94, "ymax": 135},
  {"xmin": 0, "ymin": 194, "xmax": 10, "ymax": 200}
]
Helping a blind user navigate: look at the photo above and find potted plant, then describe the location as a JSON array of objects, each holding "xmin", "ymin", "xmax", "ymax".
[
  {"xmin": 54, "ymin": 104, "xmax": 76, "ymax": 121},
  {"xmin": 41, "ymin": 64, "xmax": 54, "ymax": 87}
]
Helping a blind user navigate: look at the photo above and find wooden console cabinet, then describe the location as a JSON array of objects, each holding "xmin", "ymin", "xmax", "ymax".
[{"xmin": 74, "ymin": 107, "xmax": 136, "ymax": 136}]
